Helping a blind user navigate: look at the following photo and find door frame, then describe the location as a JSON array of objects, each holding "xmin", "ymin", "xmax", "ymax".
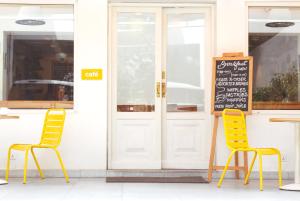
[{"xmin": 108, "ymin": 3, "xmax": 215, "ymax": 170}]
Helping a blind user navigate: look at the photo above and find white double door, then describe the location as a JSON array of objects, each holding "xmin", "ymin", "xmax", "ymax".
[{"xmin": 109, "ymin": 6, "xmax": 213, "ymax": 169}]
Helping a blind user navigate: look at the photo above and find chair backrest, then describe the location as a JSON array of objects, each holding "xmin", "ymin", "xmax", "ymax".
[
  {"xmin": 222, "ymin": 109, "xmax": 249, "ymax": 150},
  {"xmin": 39, "ymin": 109, "xmax": 66, "ymax": 147}
]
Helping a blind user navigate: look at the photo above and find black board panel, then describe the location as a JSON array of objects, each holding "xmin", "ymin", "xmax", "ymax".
[{"xmin": 212, "ymin": 56, "xmax": 253, "ymax": 114}]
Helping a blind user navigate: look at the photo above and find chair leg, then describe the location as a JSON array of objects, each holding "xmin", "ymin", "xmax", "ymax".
[
  {"xmin": 23, "ymin": 149, "xmax": 29, "ymax": 184},
  {"xmin": 53, "ymin": 149, "xmax": 69, "ymax": 183},
  {"xmin": 244, "ymin": 152, "xmax": 257, "ymax": 185},
  {"xmin": 277, "ymin": 152, "xmax": 282, "ymax": 187},
  {"xmin": 258, "ymin": 154, "xmax": 263, "ymax": 191},
  {"xmin": 218, "ymin": 151, "xmax": 236, "ymax": 188},
  {"xmin": 30, "ymin": 148, "xmax": 45, "ymax": 179},
  {"xmin": 5, "ymin": 147, "xmax": 13, "ymax": 182}
]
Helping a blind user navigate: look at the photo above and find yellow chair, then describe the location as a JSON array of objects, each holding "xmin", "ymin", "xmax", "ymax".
[
  {"xmin": 6, "ymin": 109, "xmax": 69, "ymax": 184},
  {"xmin": 217, "ymin": 109, "xmax": 282, "ymax": 191}
]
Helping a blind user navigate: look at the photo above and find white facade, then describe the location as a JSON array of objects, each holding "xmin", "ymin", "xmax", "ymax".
[{"xmin": 0, "ymin": 0, "xmax": 298, "ymax": 175}]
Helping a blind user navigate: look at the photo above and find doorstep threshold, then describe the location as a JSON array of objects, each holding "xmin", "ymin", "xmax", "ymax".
[{"xmin": 106, "ymin": 169, "xmax": 206, "ymax": 178}]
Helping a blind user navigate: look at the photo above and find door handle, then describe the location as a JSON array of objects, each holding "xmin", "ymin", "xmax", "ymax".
[
  {"xmin": 161, "ymin": 71, "xmax": 166, "ymax": 98},
  {"xmin": 156, "ymin": 82, "xmax": 161, "ymax": 97},
  {"xmin": 162, "ymin": 82, "xmax": 166, "ymax": 98}
]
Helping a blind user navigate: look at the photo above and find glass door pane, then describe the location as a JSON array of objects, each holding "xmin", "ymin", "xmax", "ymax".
[
  {"xmin": 166, "ymin": 13, "xmax": 205, "ymax": 112},
  {"xmin": 116, "ymin": 12, "xmax": 156, "ymax": 112}
]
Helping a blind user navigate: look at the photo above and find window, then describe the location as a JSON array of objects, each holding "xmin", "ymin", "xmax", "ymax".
[
  {"xmin": 0, "ymin": 4, "xmax": 74, "ymax": 108},
  {"xmin": 249, "ymin": 7, "xmax": 300, "ymax": 110}
]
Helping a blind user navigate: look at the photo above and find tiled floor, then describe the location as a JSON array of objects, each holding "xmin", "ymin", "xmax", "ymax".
[{"xmin": 0, "ymin": 178, "xmax": 299, "ymax": 201}]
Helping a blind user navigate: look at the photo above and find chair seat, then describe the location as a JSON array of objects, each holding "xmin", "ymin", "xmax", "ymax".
[
  {"xmin": 10, "ymin": 144, "xmax": 52, "ymax": 151},
  {"xmin": 252, "ymin": 148, "xmax": 280, "ymax": 155},
  {"xmin": 235, "ymin": 147, "xmax": 280, "ymax": 155},
  {"xmin": 10, "ymin": 144, "xmax": 34, "ymax": 150}
]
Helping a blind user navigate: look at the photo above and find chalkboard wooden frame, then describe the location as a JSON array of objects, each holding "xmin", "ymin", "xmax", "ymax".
[{"xmin": 211, "ymin": 53, "xmax": 253, "ymax": 115}]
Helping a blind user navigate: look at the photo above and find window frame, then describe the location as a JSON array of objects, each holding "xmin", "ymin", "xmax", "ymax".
[
  {"xmin": 246, "ymin": 1, "xmax": 300, "ymax": 112},
  {"xmin": 0, "ymin": 0, "xmax": 76, "ymax": 109}
]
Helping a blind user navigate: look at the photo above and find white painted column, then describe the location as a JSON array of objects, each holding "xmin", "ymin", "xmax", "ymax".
[{"xmin": 216, "ymin": 0, "xmax": 247, "ymax": 56}]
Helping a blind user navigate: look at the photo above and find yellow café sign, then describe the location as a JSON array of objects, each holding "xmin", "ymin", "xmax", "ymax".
[{"xmin": 81, "ymin": 69, "xmax": 103, "ymax": 80}]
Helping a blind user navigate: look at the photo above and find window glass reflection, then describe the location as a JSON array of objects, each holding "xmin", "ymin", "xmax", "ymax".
[
  {"xmin": 167, "ymin": 13, "xmax": 205, "ymax": 112},
  {"xmin": 249, "ymin": 7, "xmax": 300, "ymax": 109},
  {"xmin": 0, "ymin": 5, "xmax": 74, "ymax": 101},
  {"xmin": 117, "ymin": 12, "xmax": 155, "ymax": 112}
]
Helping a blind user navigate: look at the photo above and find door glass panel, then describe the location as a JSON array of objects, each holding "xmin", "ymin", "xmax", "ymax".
[
  {"xmin": 117, "ymin": 12, "xmax": 156, "ymax": 112},
  {"xmin": 166, "ymin": 13, "xmax": 205, "ymax": 112}
]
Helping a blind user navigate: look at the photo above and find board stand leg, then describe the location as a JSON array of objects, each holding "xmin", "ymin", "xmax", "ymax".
[
  {"xmin": 235, "ymin": 152, "xmax": 240, "ymax": 179},
  {"xmin": 243, "ymin": 119, "xmax": 249, "ymax": 180},
  {"xmin": 244, "ymin": 151, "xmax": 249, "ymax": 181},
  {"xmin": 208, "ymin": 116, "xmax": 219, "ymax": 182},
  {"xmin": 208, "ymin": 115, "xmax": 248, "ymax": 182}
]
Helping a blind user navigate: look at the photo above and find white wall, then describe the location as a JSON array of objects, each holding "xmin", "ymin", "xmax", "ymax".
[{"xmin": 0, "ymin": 0, "xmax": 108, "ymax": 171}]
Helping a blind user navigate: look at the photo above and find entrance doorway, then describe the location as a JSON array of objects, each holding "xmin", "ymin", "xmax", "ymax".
[{"xmin": 109, "ymin": 5, "xmax": 213, "ymax": 169}]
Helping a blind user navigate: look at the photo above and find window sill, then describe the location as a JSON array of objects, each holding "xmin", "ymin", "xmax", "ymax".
[
  {"xmin": 252, "ymin": 110, "xmax": 300, "ymax": 115},
  {"xmin": 253, "ymin": 102, "xmax": 300, "ymax": 110},
  {"xmin": 0, "ymin": 101, "xmax": 73, "ymax": 109},
  {"xmin": 252, "ymin": 102, "xmax": 300, "ymax": 115}
]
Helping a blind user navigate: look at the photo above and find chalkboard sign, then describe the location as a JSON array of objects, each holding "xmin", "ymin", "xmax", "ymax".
[{"xmin": 211, "ymin": 53, "xmax": 253, "ymax": 115}]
